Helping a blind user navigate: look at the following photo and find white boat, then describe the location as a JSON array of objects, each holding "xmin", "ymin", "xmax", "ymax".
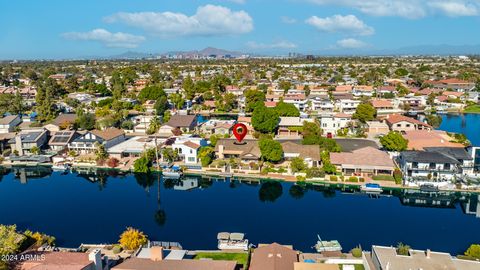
[
  {"xmin": 51, "ymin": 163, "xmax": 70, "ymax": 172},
  {"xmin": 162, "ymin": 165, "xmax": 183, "ymax": 179},
  {"xmin": 314, "ymin": 235, "xmax": 342, "ymax": 253},
  {"xmin": 217, "ymin": 232, "xmax": 249, "ymax": 251},
  {"xmin": 360, "ymin": 183, "xmax": 383, "ymax": 194}
]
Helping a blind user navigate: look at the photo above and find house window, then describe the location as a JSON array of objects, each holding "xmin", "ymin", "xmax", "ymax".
[
  {"xmin": 406, "ymin": 124, "xmax": 410, "ymax": 127},
  {"xmin": 412, "ymin": 162, "xmax": 418, "ymax": 168},
  {"xmin": 429, "ymin": 163, "xmax": 436, "ymax": 169},
  {"xmin": 188, "ymin": 157, "xmax": 195, "ymax": 162},
  {"xmin": 444, "ymin": 163, "xmax": 450, "ymax": 170}
]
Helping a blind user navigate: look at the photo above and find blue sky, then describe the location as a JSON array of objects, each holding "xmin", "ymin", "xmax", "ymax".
[{"xmin": 1, "ymin": 0, "xmax": 480, "ymax": 59}]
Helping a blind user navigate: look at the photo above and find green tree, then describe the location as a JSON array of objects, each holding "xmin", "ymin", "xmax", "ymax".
[
  {"xmin": 259, "ymin": 137, "xmax": 283, "ymax": 162},
  {"xmin": 252, "ymin": 106, "xmax": 279, "ymax": 134},
  {"xmin": 198, "ymin": 146, "xmax": 215, "ymax": 167},
  {"xmin": 394, "ymin": 68, "xmax": 409, "ymax": 77},
  {"xmin": 302, "ymin": 121, "xmax": 322, "ymax": 145},
  {"xmin": 183, "ymin": 75, "xmax": 195, "ymax": 100},
  {"xmin": 94, "ymin": 142, "xmax": 109, "ymax": 164},
  {"xmin": 353, "ymin": 103, "xmax": 377, "ymax": 123},
  {"xmin": 138, "ymin": 85, "xmax": 166, "ymax": 102},
  {"xmin": 0, "ymin": 225, "xmax": 24, "ymax": 256},
  {"xmin": 290, "ymin": 157, "xmax": 307, "ymax": 173},
  {"xmin": 245, "ymin": 89, "xmax": 266, "ymax": 112},
  {"xmin": 36, "ymin": 78, "xmax": 60, "ymax": 122},
  {"xmin": 75, "ymin": 111, "xmax": 96, "ymax": 130},
  {"xmin": 464, "ymin": 244, "xmax": 480, "ymax": 259},
  {"xmin": 170, "ymin": 93, "xmax": 185, "ymax": 110},
  {"xmin": 274, "ymin": 101, "xmax": 300, "ymax": 117},
  {"xmin": 147, "ymin": 116, "xmax": 161, "ymax": 135},
  {"xmin": 133, "ymin": 155, "xmax": 152, "ymax": 173},
  {"xmin": 162, "ymin": 148, "xmax": 178, "ymax": 163},
  {"xmin": 155, "ymin": 95, "xmax": 169, "ymax": 116},
  {"xmin": 119, "ymin": 227, "xmax": 148, "ymax": 250},
  {"xmin": 278, "ymin": 80, "xmax": 292, "ymax": 92},
  {"xmin": 425, "ymin": 114, "xmax": 442, "ymax": 128},
  {"xmin": 380, "ymin": 131, "xmax": 408, "ymax": 151}
]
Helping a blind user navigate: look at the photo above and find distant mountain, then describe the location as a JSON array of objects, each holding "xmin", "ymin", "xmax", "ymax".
[
  {"xmin": 108, "ymin": 51, "xmax": 152, "ymax": 59},
  {"xmin": 162, "ymin": 47, "xmax": 245, "ymax": 57}
]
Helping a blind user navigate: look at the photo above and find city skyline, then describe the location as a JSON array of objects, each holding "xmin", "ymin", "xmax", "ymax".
[{"xmin": 2, "ymin": 0, "xmax": 480, "ymax": 59}]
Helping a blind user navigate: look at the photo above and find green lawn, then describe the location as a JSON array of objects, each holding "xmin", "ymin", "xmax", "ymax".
[
  {"xmin": 464, "ymin": 105, "xmax": 480, "ymax": 113},
  {"xmin": 372, "ymin": 175, "xmax": 395, "ymax": 181},
  {"xmin": 194, "ymin": 252, "xmax": 248, "ymax": 267}
]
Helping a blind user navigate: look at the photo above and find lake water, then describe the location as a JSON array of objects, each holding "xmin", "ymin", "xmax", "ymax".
[
  {"xmin": 0, "ymin": 167, "xmax": 479, "ymax": 255},
  {"xmin": 440, "ymin": 113, "xmax": 480, "ymax": 146}
]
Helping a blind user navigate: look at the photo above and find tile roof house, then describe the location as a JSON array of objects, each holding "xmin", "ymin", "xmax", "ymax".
[
  {"xmin": 165, "ymin": 115, "xmax": 198, "ymax": 132},
  {"xmin": 384, "ymin": 114, "xmax": 431, "ymax": 133},
  {"xmin": 249, "ymin": 243, "xmax": 298, "ymax": 270},
  {"xmin": 277, "ymin": 117, "xmax": 314, "ymax": 138},
  {"xmin": 68, "ymin": 128, "xmax": 125, "ymax": 154},
  {"xmin": 215, "ymin": 139, "xmax": 261, "ymax": 161},
  {"xmin": 371, "ymin": 245, "xmax": 480, "ymax": 270},
  {"xmin": 44, "ymin": 113, "xmax": 77, "ymax": 132},
  {"xmin": 402, "ymin": 130, "xmax": 464, "ymax": 150},
  {"xmin": 17, "ymin": 249, "xmax": 102, "ymax": 270},
  {"xmin": 330, "ymin": 147, "xmax": 395, "ymax": 176},
  {"xmin": 113, "ymin": 258, "xmax": 236, "ymax": 270},
  {"xmin": 281, "ymin": 141, "xmax": 321, "ymax": 167}
]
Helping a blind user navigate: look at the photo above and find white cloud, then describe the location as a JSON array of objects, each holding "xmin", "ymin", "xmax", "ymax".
[
  {"xmin": 104, "ymin": 5, "xmax": 253, "ymax": 37},
  {"xmin": 428, "ymin": 1, "xmax": 478, "ymax": 16},
  {"xmin": 336, "ymin": 38, "xmax": 368, "ymax": 49},
  {"xmin": 306, "ymin": 15, "xmax": 374, "ymax": 36},
  {"xmin": 246, "ymin": 41, "xmax": 298, "ymax": 49},
  {"xmin": 306, "ymin": 0, "xmax": 480, "ymax": 18},
  {"xmin": 62, "ymin": 28, "xmax": 145, "ymax": 48},
  {"xmin": 281, "ymin": 16, "xmax": 297, "ymax": 24},
  {"xmin": 224, "ymin": 0, "xmax": 246, "ymax": 4}
]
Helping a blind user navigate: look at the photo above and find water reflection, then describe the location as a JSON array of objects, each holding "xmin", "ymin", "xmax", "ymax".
[{"xmin": 1, "ymin": 167, "xmax": 480, "ymax": 221}]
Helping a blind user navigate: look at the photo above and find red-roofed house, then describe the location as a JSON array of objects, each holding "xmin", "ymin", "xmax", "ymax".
[
  {"xmin": 385, "ymin": 114, "xmax": 431, "ymax": 133},
  {"xmin": 330, "ymin": 147, "xmax": 395, "ymax": 176}
]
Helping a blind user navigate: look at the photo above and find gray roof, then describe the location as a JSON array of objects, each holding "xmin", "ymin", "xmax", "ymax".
[
  {"xmin": 8, "ymin": 130, "xmax": 45, "ymax": 144},
  {"xmin": 335, "ymin": 138, "xmax": 379, "ymax": 152},
  {"xmin": 166, "ymin": 115, "xmax": 197, "ymax": 128},
  {"xmin": 424, "ymin": 147, "xmax": 472, "ymax": 161},
  {"xmin": 401, "ymin": 151, "xmax": 461, "ymax": 164}
]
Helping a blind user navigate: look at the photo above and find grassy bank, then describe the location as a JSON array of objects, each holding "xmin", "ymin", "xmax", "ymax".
[
  {"xmin": 194, "ymin": 252, "xmax": 249, "ymax": 268},
  {"xmin": 463, "ymin": 105, "xmax": 480, "ymax": 113}
]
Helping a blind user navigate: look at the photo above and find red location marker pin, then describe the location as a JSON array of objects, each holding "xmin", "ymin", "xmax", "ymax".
[{"xmin": 233, "ymin": 123, "xmax": 247, "ymax": 143}]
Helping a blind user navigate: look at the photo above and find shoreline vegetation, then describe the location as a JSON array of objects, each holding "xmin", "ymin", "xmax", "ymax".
[{"xmin": 2, "ymin": 163, "xmax": 480, "ymax": 194}]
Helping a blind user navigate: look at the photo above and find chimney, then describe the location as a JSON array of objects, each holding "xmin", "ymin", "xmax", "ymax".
[
  {"xmin": 426, "ymin": 249, "xmax": 431, "ymax": 259},
  {"xmin": 88, "ymin": 249, "xmax": 102, "ymax": 270},
  {"xmin": 150, "ymin": 246, "xmax": 164, "ymax": 261}
]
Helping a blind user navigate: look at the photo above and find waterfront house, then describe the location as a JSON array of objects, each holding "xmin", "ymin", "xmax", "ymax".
[
  {"xmin": 399, "ymin": 151, "xmax": 460, "ymax": 181},
  {"xmin": 215, "ymin": 139, "xmax": 261, "ymax": 161},
  {"xmin": 107, "ymin": 136, "xmax": 166, "ymax": 159},
  {"xmin": 172, "ymin": 135, "xmax": 207, "ymax": 165},
  {"xmin": 68, "ymin": 128, "xmax": 125, "ymax": 154},
  {"xmin": 281, "ymin": 141, "xmax": 321, "ymax": 167},
  {"xmin": 0, "ymin": 115, "xmax": 21, "ymax": 133},
  {"xmin": 17, "ymin": 249, "xmax": 103, "ymax": 270},
  {"xmin": 399, "ymin": 147, "xmax": 474, "ymax": 181},
  {"xmin": 249, "ymin": 243, "xmax": 298, "ymax": 270},
  {"xmin": 277, "ymin": 117, "xmax": 314, "ymax": 138},
  {"xmin": 319, "ymin": 113, "xmax": 352, "ymax": 138},
  {"xmin": 384, "ymin": 114, "xmax": 431, "ymax": 133},
  {"xmin": 371, "ymin": 245, "xmax": 480, "ymax": 270},
  {"xmin": 330, "ymin": 147, "xmax": 395, "ymax": 177},
  {"xmin": 165, "ymin": 114, "xmax": 197, "ymax": 133},
  {"xmin": 402, "ymin": 130, "xmax": 464, "ymax": 150},
  {"xmin": 48, "ymin": 130, "xmax": 78, "ymax": 152},
  {"xmin": 8, "ymin": 129, "xmax": 48, "ymax": 156}
]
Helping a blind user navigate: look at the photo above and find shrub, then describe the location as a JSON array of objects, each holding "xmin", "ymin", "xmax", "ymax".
[
  {"xmin": 394, "ymin": 169, "xmax": 403, "ymax": 185},
  {"xmin": 306, "ymin": 167, "xmax": 325, "ymax": 178},
  {"xmin": 351, "ymin": 246, "xmax": 362, "ymax": 258},
  {"xmin": 464, "ymin": 244, "xmax": 480, "ymax": 259},
  {"xmin": 359, "ymin": 177, "xmax": 365, "ymax": 182},
  {"xmin": 348, "ymin": 176, "xmax": 359, "ymax": 182},
  {"xmin": 330, "ymin": 175, "xmax": 338, "ymax": 181},
  {"xmin": 119, "ymin": 227, "xmax": 148, "ymax": 250},
  {"xmin": 112, "ymin": 245, "xmax": 123, "ymax": 254},
  {"xmin": 106, "ymin": 157, "xmax": 120, "ymax": 168},
  {"xmin": 396, "ymin": 242, "xmax": 411, "ymax": 256},
  {"xmin": 296, "ymin": 175, "xmax": 306, "ymax": 181}
]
